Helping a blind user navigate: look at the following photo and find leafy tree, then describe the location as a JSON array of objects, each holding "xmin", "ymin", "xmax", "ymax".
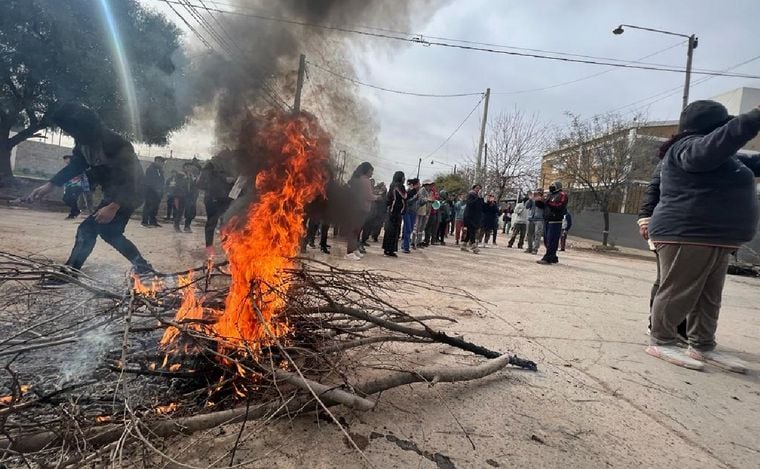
[
  {"xmin": 434, "ymin": 172, "xmax": 469, "ymax": 196},
  {"xmin": 0, "ymin": 0, "xmax": 190, "ymax": 183}
]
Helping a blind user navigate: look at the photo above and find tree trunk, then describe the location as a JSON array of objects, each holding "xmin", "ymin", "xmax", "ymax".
[
  {"xmin": 0, "ymin": 128, "xmax": 13, "ymax": 184},
  {"xmin": 601, "ymin": 208, "xmax": 610, "ymax": 247}
]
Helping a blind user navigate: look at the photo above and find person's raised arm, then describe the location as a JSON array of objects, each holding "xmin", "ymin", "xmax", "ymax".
[{"xmin": 678, "ymin": 108, "xmax": 760, "ymax": 172}]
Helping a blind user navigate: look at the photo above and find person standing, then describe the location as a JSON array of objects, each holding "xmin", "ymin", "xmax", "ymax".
[
  {"xmin": 508, "ymin": 197, "xmax": 528, "ymax": 248},
  {"xmin": 461, "ymin": 184, "xmax": 484, "ymax": 253},
  {"xmin": 171, "ymin": 166, "xmax": 190, "ymax": 233},
  {"xmin": 453, "ymin": 193, "xmax": 466, "ymax": 245},
  {"xmin": 141, "ymin": 156, "xmax": 165, "ymax": 227},
  {"xmin": 345, "ymin": 162, "xmax": 375, "ymax": 260},
  {"xmin": 198, "ymin": 155, "xmax": 235, "ymax": 257},
  {"xmin": 27, "ymin": 103, "xmax": 154, "ymax": 284},
  {"xmin": 501, "ymin": 203, "xmax": 513, "ymax": 234},
  {"xmin": 560, "ymin": 210, "xmax": 573, "ymax": 252},
  {"xmin": 481, "ymin": 194, "xmax": 499, "ymax": 245},
  {"xmin": 424, "ymin": 181, "xmax": 440, "ymax": 245},
  {"xmin": 61, "ymin": 155, "xmax": 84, "ymax": 219},
  {"xmin": 525, "ymin": 189, "xmax": 545, "ymax": 254},
  {"xmin": 435, "ymin": 190, "xmax": 451, "ymax": 245},
  {"xmin": 646, "ymin": 101, "xmax": 760, "ymax": 372},
  {"xmin": 536, "ymin": 181, "xmax": 568, "ymax": 265},
  {"xmin": 383, "ymin": 171, "xmax": 407, "ymax": 257},
  {"xmin": 401, "ymin": 178, "xmax": 420, "ymax": 254},
  {"xmin": 414, "ymin": 180, "xmax": 433, "ymax": 249},
  {"xmin": 164, "ymin": 170, "xmax": 179, "ymax": 221},
  {"xmin": 181, "ymin": 163, "xmax": 200, "ymax": 233}
]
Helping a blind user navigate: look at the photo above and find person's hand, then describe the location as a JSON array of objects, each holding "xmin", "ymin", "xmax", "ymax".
[
  {"xmin": 639, "ymin": 224, "xmax": 649, "ymax": 240},
  {"xmin": 94, "ymin": 203, "xmax": 120, "ymax": 224},
  {"xmin": 26, "ymin": 182, "xmax": 55, "ymax": 202}
]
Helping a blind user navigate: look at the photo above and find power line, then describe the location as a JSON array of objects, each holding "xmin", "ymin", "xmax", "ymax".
[
  {"xmin": 157, "ymin": 1, "xmax": 760, "ymax": 79},
  {"xmin": 423, "ymin": 95, "xmax": 484, "ymax": 161},
  {"xmin": 306, "ymin": 60, "xmax": 482, "ymax": 98}
]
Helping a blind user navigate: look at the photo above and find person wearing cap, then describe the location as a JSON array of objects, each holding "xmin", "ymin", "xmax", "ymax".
[
  {"xmin": 646, "ymin": 100, "xmax": 760, "ymax": 373},
  {"xmin": 535, "ymin": 181, "xmax": 568, "ymax": 264},
  {"xmin": 414, "ymin": 180, "xmax": 433, "ymax": 248}
]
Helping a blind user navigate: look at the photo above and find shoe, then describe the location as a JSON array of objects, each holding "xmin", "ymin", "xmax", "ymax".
[
  {"xmin": 133, "ymin": 262, "xmax": 157, "ymax": 276},
  {"xmin": 524, "ymin": 249, "xmax": 532, "ymax": 253},
  {"xmin": 402, "ymin": 249, "xmax": 411, "ymax": 254},
  {"xmin": 183, "ymin": 226, "xmax": 192, "ymax": 233},
  {"xmin": 141, "ymin": 222, "xmax": 152, "ymax": 228},
  {"xmin": 645, "ymin": 345, "xmax": 704, "ymax": 371},
  {"xmin": 66, "ymin": 214, "xmax": 77, "ymax": 220},
  {"xmin": 460, "ymin": 245, "xmax": 469, "ymax": 252},
  {"xmin": 320, "ymin": 246, "xmax": 330, "ymax": 254},
  {"xmin": 308, "ymin": 242, "xmax": 316, "ymax": 249},
  {"xmin": 471, "ymin": 247, "xmax": 480, "ymax": 254},
  {"xmin": 361, "ymin": 241, "xmax": 370, "ymax": 247},
  {"xmin": 384, "ymin": 251, "xmax": 398, "ymax": 257},
  {"xmin": 174, "ymin": 227, "xmax": 182, "ymax": 233},
  {"xmin": 560, "ymin": 248, "xmax": 565, "ymax": 252},
  {"xmin": 358, "ymin": 246, "xmax": 366, "ymax": 254},
  {"xmin": 455, "ymin": 241, "xmax": 459, "ymax": 245},
  {"xmin": 345, "ymin": 252, "xmax": 361, "ymax": 261},
  {"xmin": 687, "ymin": 348, "xmax": 747, "ymax": 373},
  {"xmin": 536, "ymin": 259, "xmax": 552, "ymax": 265},
  {"xmin": 412, "ymin": 245, "xmax": 417, "ymax": 250},
  {"xmin": 150, "ymin": 223, "xmax": 162, "ymax": 228},
  {"xmin": 38, "ymin": 274, "xmax": 69, "ymax": 288}
]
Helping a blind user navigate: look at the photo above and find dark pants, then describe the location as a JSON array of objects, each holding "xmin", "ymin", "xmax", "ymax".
[
  {"xmin": 65, "ymin": 201, "xmax": 151, "ymax": 272},
  {"xmin": 382, "ymin": 213, "xmax": 402, "ymax": 254},
  {"xmin": 560, "ymin": 230, "xmax": 568, "ymax": 251},
  {"xmin": 463, "ymin": 222, "xmax": 479, "ymax": 245},
  {"xmin": 425, "ymin": 213, "xmax": 439, "ymax": 244},
  {"xmin": 173, "ymin": 196, "xmax": 186, "ymax": 229},
  {"xmin": 482, "ymin": 225, "xmax": 497, "ymax": 244},
  {"xmin": 541, "ymin": 222, "xmax": 562, "ymax": 263},
  {"xmin": 508, "ymin": 223, "xmax": 526, "ymax": 248},
  {"xmin": 401, "ymin": 211, "xmax": 415, "ymax": 251},
  {"xmin": 142, "ymin": 189, "xmax": 162, "ymax": 225},
  {"xmin": 648, "ymin": 251, "xmax": 688, "ymax": 338},
  {"xmin": 165, "ymin": 194, "xmax": 174, "ymax": 219},
  {"xmin": 184, "ymin": 195, "xmax": 197, "ymax": 228},
  {"xmin": 306, "ymin": 219, "xmax": 330, "ymax": 248},
  {"xmin": 63, "ymin": 188, "xmax": 82, "ymax": 217},
  {"xmin": 436, "ymin": 218, "xmax": 449, "ymax": 243},
  {"xmin": 204, "ymin": 196, "xmax": 231, "ymax": 247}
]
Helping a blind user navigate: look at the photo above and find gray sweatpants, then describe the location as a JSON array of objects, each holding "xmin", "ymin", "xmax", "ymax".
[
  {"xmin": 526, "ymin": 220, "xmax": 544, "ymax": 253},
  {"xmin": 414, "ymin": 214, "xmax": 429, "ymax": 246},
  {"xmin": 650, "ymin": 243, "xmax": 733, "ymax": 351}
]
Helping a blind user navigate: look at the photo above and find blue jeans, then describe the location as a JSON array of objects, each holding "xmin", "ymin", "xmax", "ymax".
[
  {"xmin": 402, "ymin": 211, "xmax": 415, "ymax": 251},
  {"xmin": 542, "ymin": 222, "xmax": 562, "ymax": 262}
]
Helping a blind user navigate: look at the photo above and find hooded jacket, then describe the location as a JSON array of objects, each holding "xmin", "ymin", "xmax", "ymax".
[
  {"xmin": 512, "ymin": 201, "xmax": 528, "ymax": 224},
  {"xmin": 649, "ymin": 107, "xmax": 760, "ymax": 246},
  {"xmin": 538, "ymin": 182, "xmax": 568, "ymax": 223}
]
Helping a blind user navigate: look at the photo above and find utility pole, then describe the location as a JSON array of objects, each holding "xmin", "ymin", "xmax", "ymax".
[
  {"xmin": 475, "ymin": 87, "xmax": 491, "ymax": 183},
  {"xmin": 682, "ymin": 35, "xmax": 698, "ymax": 110},
  {"xmin": 293, "ymin": 53, "xmax": 306, "ymax": 112},
  {"xmin": 416, "ymin": 157, "xmax": 422, "ymax": 179},
  {"xmin": 483, "ymin": 143, "xmax": 488, "ymax": 192}
]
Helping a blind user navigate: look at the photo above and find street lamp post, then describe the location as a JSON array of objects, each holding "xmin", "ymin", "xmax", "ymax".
[{"xmin": 613, "ymin": 24, "xmax": 698, "ymax": 110}]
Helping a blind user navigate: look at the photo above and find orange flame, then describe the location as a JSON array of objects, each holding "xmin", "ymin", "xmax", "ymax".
[
  {"xmin": 155, "ymin": 402, "xmax": 178, "ymax": 415},
  {"xmin": 161, "ymin": 112, "xmax": 329, "ymax": 365},
  {"xmin": 133, "ymin": 275, "xmax": 165, "ymax": 298},
  {"xmin": 213, "ymin": 112, "xmax": 329, "ymax": 353},
  {"xmin": 160, "ymin": 274, "xmax": 206, "ymax": 347}
]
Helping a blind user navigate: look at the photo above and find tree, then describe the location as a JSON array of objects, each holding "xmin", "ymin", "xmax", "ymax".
[
  {"xmin": 482, "ymin": 109, "xmax": 546, "ymax": 201},
  {"xmin": 434, "ymin": 172, "xmax": 468, "ymax": 196},
  {"xmin": 549, "ymin": 112, "xmax": 653, "ymax": 246},
  {"xmin": 0, "ymin": 0, "xmax": 190, "ymax": 183}
]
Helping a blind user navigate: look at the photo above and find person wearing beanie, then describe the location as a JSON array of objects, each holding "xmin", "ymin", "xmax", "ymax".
[
  {"xmin": 646, "ymin": 100, "xmax": 760, "ymax": 372},
  {"xmin": 535, "ymin": 181, "xmax": 568, "ymax": 264}
]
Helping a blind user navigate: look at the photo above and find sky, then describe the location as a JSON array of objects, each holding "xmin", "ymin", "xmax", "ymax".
[{"xmin": 139, "ymin": 0, "xmax": 760, "ymax": 182}]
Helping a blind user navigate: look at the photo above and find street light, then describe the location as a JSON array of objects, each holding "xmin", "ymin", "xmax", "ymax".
[{"xmin": 612, "ymin": 24, "xmax": 698, "ymax": 110}]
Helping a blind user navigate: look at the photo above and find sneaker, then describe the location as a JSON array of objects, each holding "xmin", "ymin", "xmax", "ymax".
[
  {"xmin": 358, "ymin": 246, "xmax": 366, "ymax": 254},
  {"xmin": 344, "ymin": 252, "xmax": 361, "ymax": 261},
  {"xmin": 38, "ymin": 275, "xmax": 69, "ymax": 288},
  {"xmin": 150, "ymin": 223, "xmax": 162, "ymax": 228},
  {"xmin": 384, "ymin": 251, "xmax": 398, "ymax": 257},
  {"xmin": 537, "ymin": 259, "xmax": 552, "ymax": 265},
  {"xmin": 460, "ymin": 245, "xmax": 469, "ymax": 252},
  {"xmin": 141, "ymin": 222, "xmax": 152, "ymax": 228},
  {"xmin": 687, "ymin": 348, "xmax": 747, "ymax": 374},
  {"xmin": 183, "ymin": 226, "xmax": 192, "ymax": 233},
  {"xmin": 320, "ymin": 246, "xmax": 330, "ymax": 254},
  {"xmin": 66, "ymin": 214, "xmax": 78, "ymax": 220},
  {"xmin": 471, "ymin": 247, "xmax": 480, "ymax": 254},
  {"xmin": 645, "ymin": 345, "xmax": 704, "ymax": 371},
  {"xmin": 174, "ymin": 227, "xmax": 182, "ymax": 233},
  {"xmin": 402, "ymin": 249, "xmax": 411, "ymax": 254},
  {"xmin": 308, "ymin": 242, "xmax": 316, "ymax": 249}
]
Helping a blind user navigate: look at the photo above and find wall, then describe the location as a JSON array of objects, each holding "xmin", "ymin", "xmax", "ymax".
[
  {"xmin": 571, "ymin": 209, "xmax": 760, "ymax": 264},
  {"xmin": 13, "ymin": 140, "xmax": 72, "ymax": 178}
]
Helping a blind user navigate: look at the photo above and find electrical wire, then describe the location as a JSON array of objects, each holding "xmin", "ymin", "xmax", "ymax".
[
  {"xmin": 156, "ymin": 1, "xmax": 760, "ymax": 79},
  {"xmin": 422, "ymin": 95, "xmax": 484, "ymax": 161},
  {"xmin": 306, "ymin": 60, "xmax": 482, "ymax": 98}
]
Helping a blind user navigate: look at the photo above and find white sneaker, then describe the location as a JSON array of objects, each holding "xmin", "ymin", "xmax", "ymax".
[
  {"xmin": 355, "ymin": 250, "xmax": 365, "ymax": 258},
  {"xmin": 344, "ymin": 252, "xmax": 361, "ymax": 261},
  {"xmin": 687, "ymin": 348, "xmax": 748, "ymax": 374},
  {"xmin": 645, "ymin": 345, "xmax": 704, "ymax": 370}
]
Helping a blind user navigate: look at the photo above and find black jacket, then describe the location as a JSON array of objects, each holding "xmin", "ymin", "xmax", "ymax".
[
  {"xmin": 638, "ymin": 161, "xmax": 661, "ymax": 220},
  {"xmin": 463, "ymin": 191, "xmax": 484, "ymax": 226},
  {"xmin": 481, "ymin": 201, "xmax": 499, "ymax": 229},
  {"xmin": 650, "ymin": 109, "xmax": 760, "ymax": 246},
  {"xmin": 144, "ymin": 163, "xmax": 165, "ymax": 194},
  {"xmin": 50, "ymin": 129, "xmax": 144, "ymax": 210}
]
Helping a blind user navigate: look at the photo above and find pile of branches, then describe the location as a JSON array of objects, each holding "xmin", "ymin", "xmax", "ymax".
[{"xmin": 0, "ymin": 251, "xmax": 535, "ymax": 467}]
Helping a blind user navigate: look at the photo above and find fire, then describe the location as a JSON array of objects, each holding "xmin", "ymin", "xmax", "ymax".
[
  {"xmin": 160, "ymin": 274, "xmax": 207, "ymax": 348},
  {"xmin": 161, "ymin": 112, "xmax": 329, "ymax": 362},
  {"xmin": 155, "ymin": 402, "xmax": 178, "ymax": 415},
  {"xmin": 215, "ymin": 112, "xmax": 329, "ymax": 352},
  {"xmin": 0, "ymin": 384, "xmax": 30, "ymax": 405},
  {"xmin": 96, "ymin": 415, "xmax": 112, "ymax": 424},
  {"xmin": 133, "ymin": 275, "xmax": 165, "ymax": 298}
]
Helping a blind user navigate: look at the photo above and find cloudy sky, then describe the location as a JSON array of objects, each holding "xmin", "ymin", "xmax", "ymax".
[{"xmin": 144, "ymin": 0, "xmax": 760, "ymax": 182}]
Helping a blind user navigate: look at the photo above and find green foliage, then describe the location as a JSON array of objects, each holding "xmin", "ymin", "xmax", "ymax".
[
  {"xmin": 0, "ymin": 0, "xmax": 189, "ymax": 146},
  {"xmin": 434, "ymin": 172, "xmax": 468, "ymax": 196}
]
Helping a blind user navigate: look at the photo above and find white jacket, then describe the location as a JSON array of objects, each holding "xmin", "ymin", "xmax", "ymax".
[{"xmin": 512, "ymin": 202, "xmax": 528, "ymax": 224}]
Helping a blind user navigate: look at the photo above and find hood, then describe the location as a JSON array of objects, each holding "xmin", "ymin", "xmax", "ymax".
[{"xmin": 678, "ymin": 100, "xmax": 732, "ymax": 134}]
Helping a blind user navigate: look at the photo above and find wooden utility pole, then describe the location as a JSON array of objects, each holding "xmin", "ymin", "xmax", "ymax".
[
  {"xmin": 416, "ymin": 157, "xmax": 422, "ymax": 179},
  {"xmin": 293, "ymin": 54, "xmax": 306, "ymax": 112},
  {"xmin": 475, "ymin": 88, "xmax": 490, "ymax": 183}
]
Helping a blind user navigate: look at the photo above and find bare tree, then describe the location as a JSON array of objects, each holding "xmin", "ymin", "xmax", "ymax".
[
  {"xmin": 482, "ymin": 108, "xmax": 547, "ymax": 201},
  {"xmin": 548, "ymin": 112, "xmax": 654, "ymax": 246}
]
